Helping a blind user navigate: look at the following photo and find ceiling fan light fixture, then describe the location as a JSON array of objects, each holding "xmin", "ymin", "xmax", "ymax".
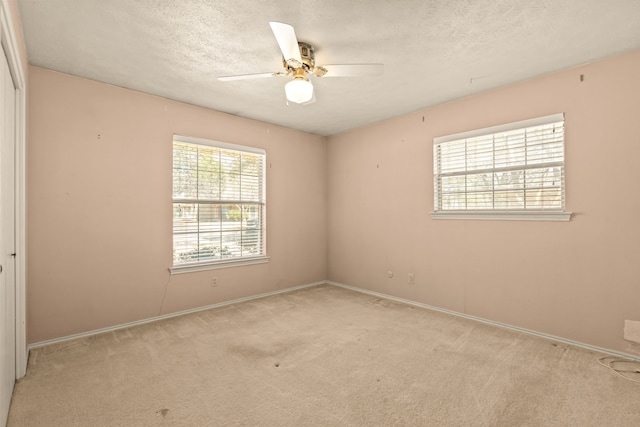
[{"xmin": 285, "ymin": 76, "xmax": 313, "ymax": 104}]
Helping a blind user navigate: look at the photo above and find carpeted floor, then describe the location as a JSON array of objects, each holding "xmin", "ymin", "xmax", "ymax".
[{"xmin": 8, "ymin": 284, "xmax": 640, "ymax": 426}]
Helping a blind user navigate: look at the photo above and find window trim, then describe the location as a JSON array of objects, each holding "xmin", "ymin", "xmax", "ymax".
[
  {"xmin": 171, "ymin": 135, "xmax": 268, "ymax": 273},
  {"xmin": 174, "ymin": 134, "xmax": 266, "ymax": 156},
  {"xmin": 430, "ymin": 211, "xmax": 571, "ymax": 221},
  {"xmin": 169, "ymin": 255, "xmax": 270, "ymax": 274},
  {"xmin": 431, "ymin": 113, "xmax": 572, "ymax": 221},
  {"xmin": 433, "ymin": 113, "xmax": 564, "ymax": 146}
]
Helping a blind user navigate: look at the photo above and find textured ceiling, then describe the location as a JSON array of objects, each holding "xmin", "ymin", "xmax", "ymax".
[{"xmin": 17, "ymin": 0, "xmax": 640, "ymax": 136}]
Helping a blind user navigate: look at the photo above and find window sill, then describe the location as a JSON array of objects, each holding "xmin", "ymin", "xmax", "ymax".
[
  {"xmin": 430, "ymin": 211, "xmax": 572, "ymax": 221},
  {"xmin": 169, "ymin": 256, "xmax": 270, "ymax": 274}
]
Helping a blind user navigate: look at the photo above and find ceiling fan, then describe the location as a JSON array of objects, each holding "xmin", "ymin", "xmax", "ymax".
[{"xmin": 218, "ymin": 22, "xmax": 383, "ymax": 105}]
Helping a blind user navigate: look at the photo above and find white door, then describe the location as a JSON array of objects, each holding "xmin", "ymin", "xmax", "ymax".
[{"xmin": 0, "ymin": 45, "xmax": 16, "ymax": 426}]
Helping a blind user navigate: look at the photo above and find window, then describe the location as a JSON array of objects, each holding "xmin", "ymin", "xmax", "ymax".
[
  {"xmin": 432, "ymin": 113, "xmax": 570, "ymax": 221},
  {"xmin": 171, "ymin": 135, "xmax": 267, "ymax": 273}
]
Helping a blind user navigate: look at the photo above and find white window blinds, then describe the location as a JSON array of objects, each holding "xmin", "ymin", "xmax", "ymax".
[
  {"xmin": 433, "ymin": 113, "xmax": 570, "ymax": 220},
  {"xmin": 172, "ymin": 136, "xmax": 266, "ymax": 269}
]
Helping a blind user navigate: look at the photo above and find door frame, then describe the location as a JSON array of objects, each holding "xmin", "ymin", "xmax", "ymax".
[{"xmin": 0, "ymin": 0, "xmax": 27, "ymax": 379}]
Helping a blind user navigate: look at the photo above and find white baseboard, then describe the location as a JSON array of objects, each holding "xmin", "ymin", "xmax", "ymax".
[
  {"xmin": 28, "ymin": 279, "xmax": 640, "ymax": 363},
  {"xmin": 327, "ymin": 281, "xmax": 640, "ymax": 362},
  {"xmin": 28, "ymin": 281, "xmax": 326, "ymax": 351}
]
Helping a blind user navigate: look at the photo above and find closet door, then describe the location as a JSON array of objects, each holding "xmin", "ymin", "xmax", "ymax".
[{"xmin": 0, "ymin": 44, "xmax": 16, "ymax": 427}]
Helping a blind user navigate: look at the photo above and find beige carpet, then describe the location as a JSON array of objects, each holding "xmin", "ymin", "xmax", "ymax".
[{"xmin": 8, "ymin": 284, "xmax": 640, "ymax": 426}]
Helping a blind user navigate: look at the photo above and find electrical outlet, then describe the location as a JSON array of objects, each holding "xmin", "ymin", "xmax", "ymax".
[
  {"xmin": 212, "ymin": 277, "xmax": 218, "ymax": 287},
  {"xmin": 624, "ymin": 320, "xmax": 640, "ymax": 344},
  {"xmin": 408, "ymin": 273, "xmax": 415, "ymax": 285}
]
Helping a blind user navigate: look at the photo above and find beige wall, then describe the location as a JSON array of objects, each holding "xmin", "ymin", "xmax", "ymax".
[
  {"xmin": 327, "ymin": 50, "xmax": 640, "ymax": 356},
  {"xmin": 27, "ymin": 66, "xmax": 327, "ymax": 343},
  {"xmin": 27, "ymin": 50, "xmax": 640, "ymax": 356}
]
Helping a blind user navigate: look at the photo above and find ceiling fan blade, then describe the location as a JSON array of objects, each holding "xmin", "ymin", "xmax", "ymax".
[
  {"xmin": 269, "ymin": 21, "xmax": 302, "ymax": 67},
  {"xmin": 321, "ymin": 63, "xmax": 384, "ymax": 77},
  {"xmin": 217, "ymin": 72, "xmax": 280, "ymax": 82}
]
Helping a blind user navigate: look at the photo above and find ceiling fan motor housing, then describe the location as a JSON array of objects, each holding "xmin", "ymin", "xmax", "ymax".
[{"xmin": 283, "ymin": 42, "xmax": 316, "ymax": 71}]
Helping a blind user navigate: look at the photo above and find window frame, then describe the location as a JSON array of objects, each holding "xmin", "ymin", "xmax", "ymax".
[
  {"xmin": 170, "ymin": 135, "xmax": 268, "ymax": 274},
  {"xmin": 431, "ymin": 113, "xmax": 571, "ymax": 221}
]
